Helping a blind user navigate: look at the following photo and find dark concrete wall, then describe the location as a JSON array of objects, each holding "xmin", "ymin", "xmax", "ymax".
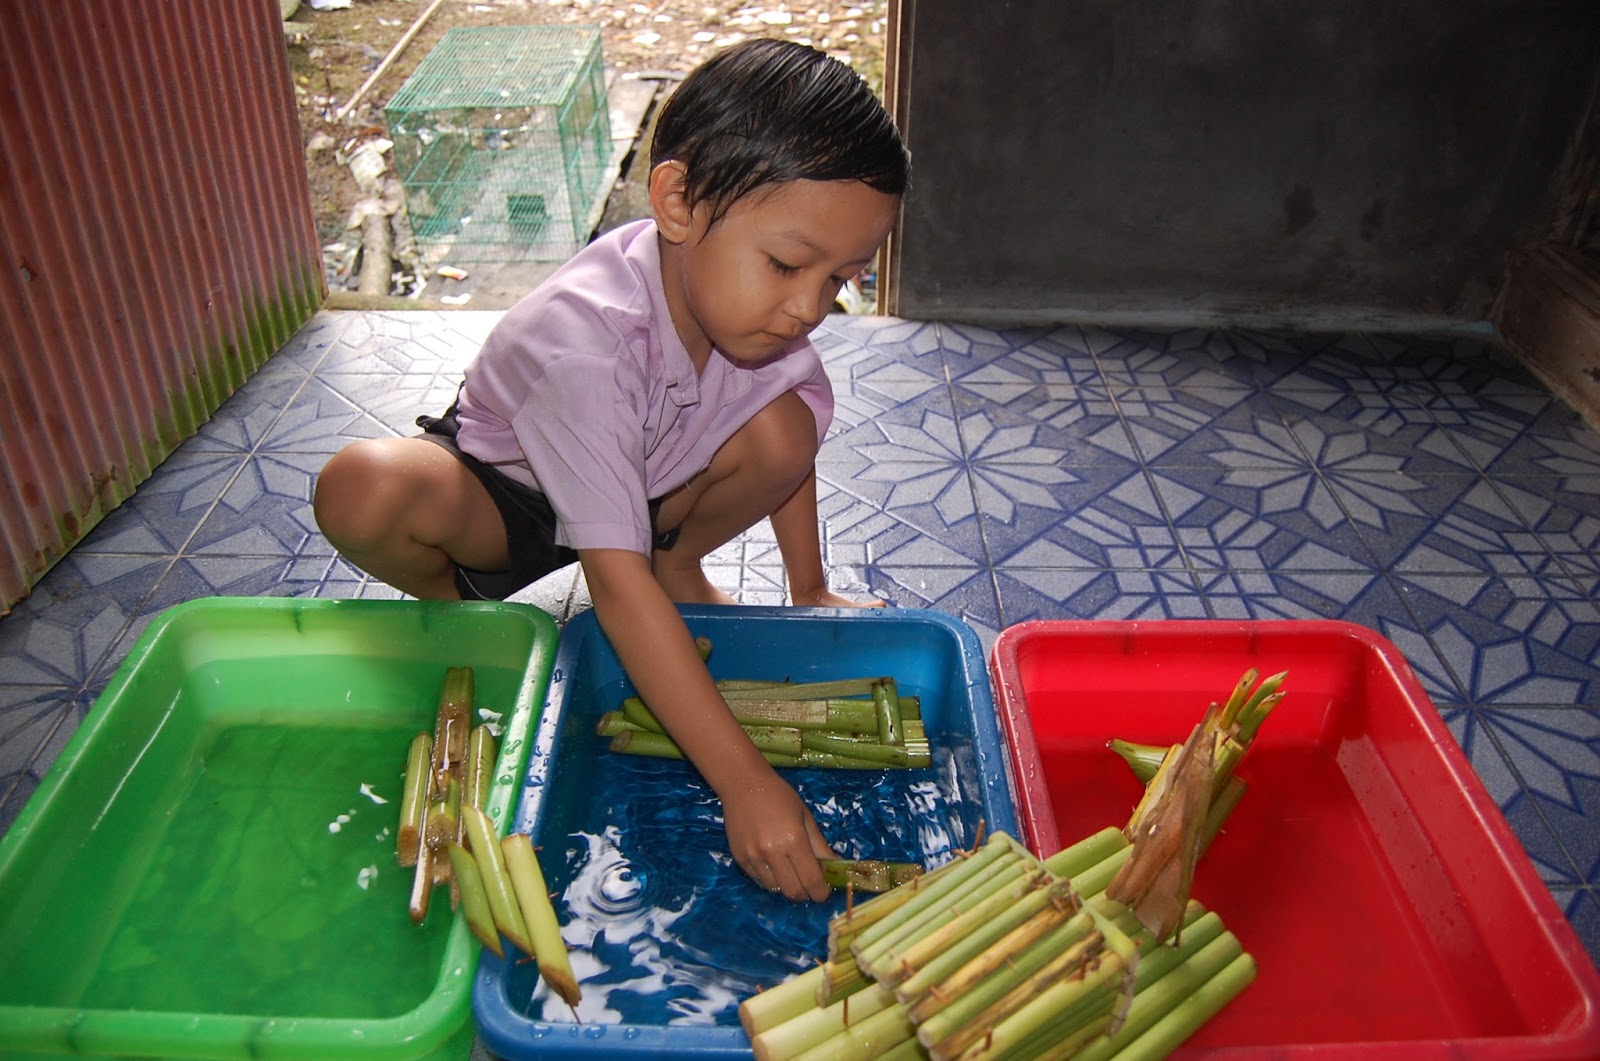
[{"xmin": 890, "ymin": 0, "xmax": 1600, "ymax": 330}]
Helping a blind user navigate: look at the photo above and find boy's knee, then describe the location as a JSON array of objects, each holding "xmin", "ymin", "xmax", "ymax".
[
  {"xmin": 313, "ymin": 440, "xmax": 410, "ymax": 543},
  {"xmin": 746, "ymin": 392, "xmax": 820, "ymax": 479}
]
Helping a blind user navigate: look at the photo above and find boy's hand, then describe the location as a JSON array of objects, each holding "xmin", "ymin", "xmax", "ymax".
[{"xmin": 722, "ymin": 772, "xmax": 835, "ymax": 902}]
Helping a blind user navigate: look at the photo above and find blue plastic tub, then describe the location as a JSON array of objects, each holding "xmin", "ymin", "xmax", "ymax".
[{"xmin": 472, "ymin": 604, "xmax": 1019, "ymax": 1059}]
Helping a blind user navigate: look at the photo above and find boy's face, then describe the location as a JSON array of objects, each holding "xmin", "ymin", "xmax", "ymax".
[{"xmin": 657, "ymin": 175, "xmax": 900, "ymax": 366}]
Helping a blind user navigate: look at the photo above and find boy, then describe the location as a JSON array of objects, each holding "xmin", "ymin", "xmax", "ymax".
[{"xmin": 313, "ymin": 38, "xmax": 909, "ymax": 901}]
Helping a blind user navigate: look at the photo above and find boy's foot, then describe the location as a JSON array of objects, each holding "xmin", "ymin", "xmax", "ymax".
[
  {"xmin": 791, "ymin": 588, "xmax": 887, "ymax": 609},
  {"xmin": 654, "ymin": 564, "xmax": 738, "ymax": 605}
]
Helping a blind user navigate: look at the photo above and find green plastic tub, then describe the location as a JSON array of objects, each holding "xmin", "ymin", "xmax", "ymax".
[{"xmin": 0, "ymin": 597, "xmax": 559, "ymax": 1061}]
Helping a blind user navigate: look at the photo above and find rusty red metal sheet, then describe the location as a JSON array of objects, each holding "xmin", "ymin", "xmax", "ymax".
[{"xmin": 0, "ymin": 0, "xmax": 325, "ymax": 614}]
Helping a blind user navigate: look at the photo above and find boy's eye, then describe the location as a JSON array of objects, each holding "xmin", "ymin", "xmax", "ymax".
[{"xmin": 768, "ymin": 256, "xmax": 800, "ymax": 276}]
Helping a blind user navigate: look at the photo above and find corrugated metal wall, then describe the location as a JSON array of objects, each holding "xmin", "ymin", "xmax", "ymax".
[{"xmin": 0, "ymin": 0, "xmax": 325, "ymax": 614}]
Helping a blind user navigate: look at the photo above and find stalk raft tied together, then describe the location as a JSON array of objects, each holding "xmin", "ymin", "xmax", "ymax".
[
  {"xmin": 738, "ymin": 665, "xmax": 1287, "ymax": 1059},
  {"xmin": 600, "ymin": 672, "xmax": 931, "ymax": 770},
  {"xmin": 739, "ymin": 828, "xmax": 1257, "ymax": 1060}
]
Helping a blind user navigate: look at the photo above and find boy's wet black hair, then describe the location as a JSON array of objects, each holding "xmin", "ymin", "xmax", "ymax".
[{"xmin": 650, "ymin": 38, "xmax": 909, "ymax": 228}]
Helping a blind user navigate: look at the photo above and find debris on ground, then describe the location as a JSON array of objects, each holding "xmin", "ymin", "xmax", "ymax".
[{"xmin": 285, "ymin": 1, "xmax": 888, "ymax": 299}]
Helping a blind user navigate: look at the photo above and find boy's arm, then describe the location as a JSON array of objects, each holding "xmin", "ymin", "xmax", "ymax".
[
  {"xmin": 579, "ymin": 547, "xmax": 834, "ymax": 902},
  {"xmin": 770, "ymin": 467, "xmax": 884, "ymax": 607}
]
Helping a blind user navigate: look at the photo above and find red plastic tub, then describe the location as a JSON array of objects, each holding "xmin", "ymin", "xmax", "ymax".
[{"xmin": 990, "ymin": 619, "xmax": 1600, "ymax": 1059}]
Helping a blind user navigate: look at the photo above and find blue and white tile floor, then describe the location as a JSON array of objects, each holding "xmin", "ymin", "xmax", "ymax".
[{"xmin": 3, "ymin": 310, "xmax": 1598, "ymax": 969}]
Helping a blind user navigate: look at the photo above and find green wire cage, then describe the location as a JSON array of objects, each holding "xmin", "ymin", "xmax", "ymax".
[{"xmin": 386, "ymin": 25, "xmax": 609, "ymax": 265}]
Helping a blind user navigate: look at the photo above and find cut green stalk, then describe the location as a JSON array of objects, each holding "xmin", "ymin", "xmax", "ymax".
[
  {"xmin": 502, "ymin": 831, "xmax": 581, "ymax": 1007},
  {"xmin": 920, "ymin": 925, "xmax": 1108, "ymax": 1059},
  {"xmin": 465, "ymin": 725, "xmax": 496, "ymax": 810},
  {"xmin": 423, "ymin": 776, "xmax": 462, "ymax": 850},
  {"xmin": 908, "ymin": 901, "xmax": 1093, "ymax": 1024},
  {"xmin": 987, "ymin": 1009, "xmax": 1114, "ymax": 1061},
  {"xmin": 850, "ymin": 836, "xmax": 1017, "ymax": 960},
  {"xmin": 695, "ymin": 635, "xmax": 713, "ymax": 661},
  {"xmin": 743, "ymin": 725, "xmax": 807, "ymax": 758},
  {"xmin": 988, "ymin": 905, "xmax": 1218, "ymax": 1057},
  {"xmin": 1068, "ymin": 843, "xmax": 1133, "ymax": 899},
  {"xmin": 1236, "ymin": 688, "xmax": 1284, "ymax": 745},
  {"xmin": 1041, "ymin": 825, "xmax": 1128, "ymax": 879},
  {"xmin": 595, "ymin": 711, "xmax": 646, "ymax": 738},
  {"xmin": 820, "ymin": 859, "xmax": 924, "ymax": 894},
  {"xmin": 1198, "ymin": 775, "xmax": 1247, "ymax": 858},
  {"xmin": 1236, "ymin": 669, "xmax": 1287, "ymax": 729},
  {"xmin": 854, "ymin": 845, "xmax": 1026, "ymax": 969},
  {"xmin": 815, "ymin": 952, "xmax": 870, "ymax": 1006},
  {"xmin": 915, "ymin": 909, "xmax": 1105, "ymax": 1055},
  {"xmin": 719, "ymin": 677, "xmax": 891, "ymax": 701},
  {"xmin": 858, "ymin": 853, "xmax": 1033, "ymax": 981},
  {"xmin": 1217, "ymin": 666, "xmax": 1260, "ymax": 729},
  {"xmin": 431, "ymin": 666, "xmax": 474, "ymax": 787},
  {"xmin": 1107, "ymin": 739, "xmax": 1175, "ymax": 787},
  {"xmin": 620, "ymin": 696, "xmax": 665, "ymax": 733},
  {"xmin": 873, "ymin": 679, "xmax": 904, "ymax": 747},
  {"xmin": 1073, "ymin": 936, "xmax": 1253, "ymax": 1061},
  {"xmin": 766, "ymin": 749, "xmax": 929, "ymax": 771},
  {"xmin": 397, "ymin": 731, "xmax": 432, "ymax": 867},
  {"xmin": 930, "ymin": 908, "xmax": 1136, "ymax": 1061},
  {"xmin": 872, "ymin": 1040, "xmax": 925, "ymax": 1061},
  {"xmin": 789, "ymin": 997, "xmax": 918, "ymax": 1061},
  {"xmin": 446, "ymin": 842, "xmax": 504, "ymax": 958},
  {"xmin": 461, "ymin": 804, "xmax": 534, "ymax": 957},
  {"xmin": 894, "ymin": 875, "xmax": 1073, "ymax": 1004},
  {"xmin": 800, "ymin": 732, "xmax": 911, "ymax": 767},
  {"xmin": 609, "ymin": 729, "xmax": 685, "ymax": 760},
  {"xmin": 751, "ymin": 982, "xmax": 898, "ymax": 1061},
  {"xmin": 740, "ymin": 963, "xmax": 829, "ymax": 1039},
  {"xmin": 718, "ymin": 697, "xmax": 880, "ymax": 733},
  {"xmin": 408, "ymin": 829, "xmax": 433, "ymax": 925},
  {"xmin": 876, "ymin": 868, "xmax": 1055, "ymax": 988},
  {"xmin": 829, "ymin": 860, "xmax": 957, "ymax": 958}
]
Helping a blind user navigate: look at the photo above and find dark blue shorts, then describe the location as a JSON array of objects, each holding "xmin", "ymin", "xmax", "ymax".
[{"xmin": 415, "ymin": 403, "xmax": 678, "ymax": 601}]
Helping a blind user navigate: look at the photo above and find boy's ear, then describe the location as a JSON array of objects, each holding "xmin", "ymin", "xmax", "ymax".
[{"xmin": 649, "ymin": 160, "xmax": 694, "ymax": 243}]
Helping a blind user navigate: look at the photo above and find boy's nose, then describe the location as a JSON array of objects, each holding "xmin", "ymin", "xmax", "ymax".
[{"xmin": 783, "ymin": 285, "xmax": 827, "ymax": 331}]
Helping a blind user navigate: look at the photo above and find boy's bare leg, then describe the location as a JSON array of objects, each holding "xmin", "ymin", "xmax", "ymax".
[
  {"xmin": 651, "ymin": 392, "xmax": 816, "ymax": 604},
  {"xmin": 770, "ymin": 467, "xmax": 885, "ymax": 608},
  {"xmin": 313, "ymin": 437, "xmax": 508, "ymax": 600}
]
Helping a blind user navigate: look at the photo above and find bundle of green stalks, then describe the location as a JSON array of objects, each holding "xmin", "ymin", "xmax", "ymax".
[
  {"xmin": 1104, "ymin": 668, "xmax": 1286, "ymax": 943},
  {"xmin": 599, "ymin": 675, "xmax": 933, "ymax": 770},
  {"xmin": 739, "ymin": 829, "xmax": 1256, "ymax": 1060},
  {"xmin": 398, "ymin": 668, "xmax": 582, "ymax": 1008}
]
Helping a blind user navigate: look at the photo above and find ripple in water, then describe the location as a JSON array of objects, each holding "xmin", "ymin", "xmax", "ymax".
[{"xmin": 517, "ymin": 752, "xmax": 979, "ymax": 1027}]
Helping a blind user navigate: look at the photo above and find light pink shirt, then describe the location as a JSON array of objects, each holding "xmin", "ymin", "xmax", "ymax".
[{"xmin": 453, "ymin": 219, "xmax": 833, "ymax": 554}]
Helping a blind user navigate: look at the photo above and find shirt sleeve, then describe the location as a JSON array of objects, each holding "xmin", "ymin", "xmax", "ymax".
[{"xmin": 490, "ymin": 312, "xmax": 657, "ymax": 555}]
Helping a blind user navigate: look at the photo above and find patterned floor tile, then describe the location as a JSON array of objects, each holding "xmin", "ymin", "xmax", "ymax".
[
  {"xmin": 270, "ymin": 311, "xmax": 356, "ymax": 373},
  {"xmin": 994, "ymin": 566, "xmax": 1211, "ymax": 625},
  {"xmin": 185, "ymin": 359, "xmax": 314, "ymax": 454},
  {"xmin": 0, "ymin": 686, "xmax": 71, "ymax": 779},
  {"xmin": 257, "ymin": 376, "xmax": 395, "ymax": 453},
  {"xmin": 1475, "ymin": 706, "xmax": 1600, "ymax": 887},
  {"xmin": 72, "ymin": 449, "xmax": 249, "ymax": 554},
  {"xmin": 1566, "ymin": 888, "xmax": 1600, "ymax": 960},
  {"xmin": 186, "ymin": 451, "xmax": 333, "ymax": 559},
  {"xmin": 4, "ymin": 309, "xmax": 1599, "ymax": 979},
  {"xmin": 1501, "ymin": 474, "xmax": 1600, "ymax": 586},
  {"xmin": 1333, "ymin": 472, "xmax": 1556, "ymax": 575},
  {"xmin": 316, "ymin": 371, "xmax": 463, "ymax": 438},
  {"xmin": 1396, "ymin": 573, "xmax": 1600, "ymax": 707},
  {"xmin": 0, "ymin": 555, "xmax": 167, "ymax": 687},
  {"xmin": 1484, "ymin": 401, "xmax": 1600, "ymax": 481},
  {"xmin": 1149, "ymin": 452, "xmax": 1381, "ymax": 571}
]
